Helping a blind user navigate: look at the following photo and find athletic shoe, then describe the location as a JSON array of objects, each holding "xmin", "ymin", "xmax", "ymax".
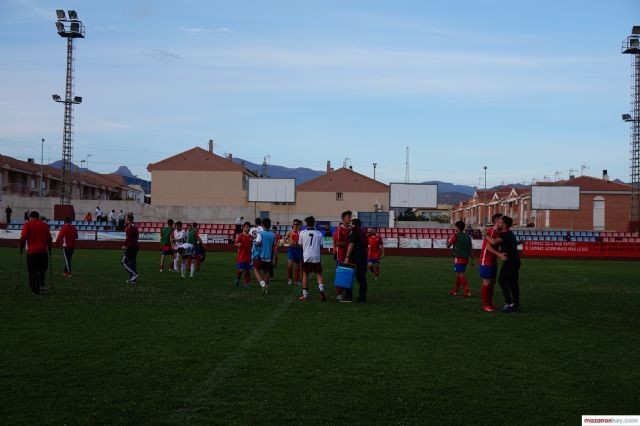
[
  {"xmin": 320, "ymin": 290, "xmax": 327, "ymax": 301},
  {"xmin": 336, "ymin": 294, "xmax": 344, "ymax": 301},
  {"xmin": 63, "ymin": 272, "xmax": 68, "ymax": 278},
  {"xmin": 67, "ymin": 274, "xmax": 72, "ymax": 278},
  {"xmin": 262, "ymin": 285, "xmax": 269, "ymax": 295},
  {"xmin": 448, "ymin": 290, "xmax": 457, "ymax": 296},
  {"xmin": 159, "ymin": 268, "xmax": 163, "ymax": 272},
  {"xmin": 374, "ymin": 276, "xmax": 378, "ymax": 281},
  {"xmin": 234, "ymin": 278, "xmax": 240, "ymax": 287},
  {"xmin": 298, "ymin": 295, "xmax": 307, "ymax": 301},
  {"xmin": 288, "ymin": 279, "xmax": 293, "ymax": 286},
  {"xmin": 501, "ymin": 304, "xmax": 516, "ymax": 313},
  {"xmin": 181, "ymin": 274, "xmax": 185, "ymax": 279},
  {"xmin": 463, "ymin": 291, "xmax": 472, "ymax": 298},
  {"xmin": 340, "ymin": 298, "xmax": 353, "ymax": 303},
  {"xmin": 482, "ymin": 305, "xmax": 496, "ymax": 312}
]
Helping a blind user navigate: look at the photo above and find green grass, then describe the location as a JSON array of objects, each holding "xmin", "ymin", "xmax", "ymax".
[{"xmin": 1, "ymin": 247, "xmax": 639, "ymax": 425}]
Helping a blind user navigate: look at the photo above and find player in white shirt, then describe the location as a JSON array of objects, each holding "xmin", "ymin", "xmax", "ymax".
[
  {"xmin": 172, "ymin": 221, "xmax": 186, "ymax": 272},
  {"xmin": 298, "ymin": 216, "xmax": 326, "ymax": 301},
  {"xmin": 176, "ymin": 242, "xmax": 195, "ymax": 278}
]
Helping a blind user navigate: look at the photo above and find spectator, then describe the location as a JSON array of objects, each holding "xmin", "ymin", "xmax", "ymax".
[
  {"xmin": 118, "ymin": 210, "xmax": 125, "ymax": 230},
  {"xmin": 83, "ymin": 212, "xmax": 93, "ymax": 221},
  {"xmin": 24, "ymin": 210, "xmax": 30, "ymax": 221},
  {"xmin": 108, "ymin": 209, "xmax": 117, "ymax": 226},
  {"xmin": 5, "ymin": 205, "xmax": 12, "ymax": 224},
  {"xmin": 235, "ymin": 216, "xmax": 244, "ymax": 235},
  {"xmin": 95, "ymin": 206, "xmax": 103, "ymax": 221}
]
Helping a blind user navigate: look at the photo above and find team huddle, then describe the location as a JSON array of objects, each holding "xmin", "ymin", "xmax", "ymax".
[
  {"xmin": 158, "ymin": 219, "xmax": 206, "ymax": 279},
  {"xmin": 232, "ymin": 210, "xmax": 384, "ymax": 303}
]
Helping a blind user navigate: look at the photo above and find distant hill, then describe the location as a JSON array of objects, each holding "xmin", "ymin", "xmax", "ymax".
[
  {"xmin": 48, "ymin": 161, "xmax": 151, "ymax": 193},
  {"xmin": 232, "ymin": 158, "xmax": 324, "ymax": 184},
  {"xmin": 422, "ymin": 180, "xmax": 475, "ymax": 196},
  {"xmin": 115, "ymin": 166, "xmax": 135, "ymax": 178}
]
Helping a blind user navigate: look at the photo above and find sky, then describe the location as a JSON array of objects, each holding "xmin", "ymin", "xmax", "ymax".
[{"xmin": 0, "ymin": 0, "xmax": 638, "ymax": 188}]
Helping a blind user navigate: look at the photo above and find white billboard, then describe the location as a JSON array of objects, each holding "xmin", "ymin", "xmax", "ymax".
[
  {"xmin": 389, "ymin": 183, "xmax": 438, "ymax": 208},
  {"xmin": 248, "ymin": 178, "xmax": 296, "ymax": 203},
  {"xmin": 531, "ymin": 186, "xmax": 580, "ymax": 210}
]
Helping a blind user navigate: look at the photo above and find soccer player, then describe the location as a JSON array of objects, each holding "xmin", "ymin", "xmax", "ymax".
[
  {"xmin": 172, "ymin": 221, "xmax": 186, "ymax": 272},
  {"xmin": 121, "ymin": 213, "xmax": 140, "ymax": 284},
  {"xmin": 55, "ymin": 216, "xmax": 79, "ymax": 278},
  {"xmin": 234, "ymin": 221, "xmax": 253, "ymax": 288},
  {"xmin": 284, "ymin": 219, "xmax": 303, "ymax": 286},
  {"xmin": 343, "ymin": 218, "xmax": 369, "ymax": 303},
  {"xmin": 176, "ymin": 242, "xmax": 196, "ymax": 278},
  {"xmin": 446, "ymin": 220, "xmax": 472, "ymax": 297},
  {"xmin": 367, "ymin": 228, "xmax": 384, "ymax": 280},
  {"xmin": 253, "ymin": 218, "xmax": 276, "ymax": 294},
  {"xmin": 487, "ymin": 216, "xmax": 522, "ymax": 313},
  {"xmin": 298, "ymin": 216, "xmax": 326, "ymax": 301},
  {"xmin": 159, "ymin": 219, "xmax": 174, "ymax": 272},
  {"xmin": 479, "ymin": 213, "xmax": 503, "ymax": 312},
  {"xmin": 19, "ymin": 211, "xmax": 52, "ymax": 294},
  {"xmin": 332, "ymin": 210, "xmax": 352, "ymax": 299},
  {"xmin": 271, "ymin": 225, "xmax": 281, "ymax": 278}
]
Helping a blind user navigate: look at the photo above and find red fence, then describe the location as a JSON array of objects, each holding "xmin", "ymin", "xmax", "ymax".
[{"xmin": 523, "ymin": 241, "xmax": 640, "ymax": 259}]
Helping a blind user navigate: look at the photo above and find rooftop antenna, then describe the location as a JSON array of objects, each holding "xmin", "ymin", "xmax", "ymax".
[
  {"xmin": 261, "ymin": 155, "xmax": 270, "ymax": 178},
  {"xmin": 342, "ymin": 157, "xmax": 351, "ymax": 168},
  {"xmin": 581, "ymin": 164, "xmax": 590, "ymax": 176},
  {"xmin": 569, "ymin": 168, "xmax": 577, "ymax": 177},
  {"xmin": 404, "ymin": 146, "xmax": 410, "ymax": 183},
  {"xmin": 554, "ymin": 171, "xmax": 562, "ymax": 181}
]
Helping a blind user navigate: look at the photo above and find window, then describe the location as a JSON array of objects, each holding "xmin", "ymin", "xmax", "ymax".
[{"xmin": 336, "ymin": 192, "xmax": 343, "ymax": 201}]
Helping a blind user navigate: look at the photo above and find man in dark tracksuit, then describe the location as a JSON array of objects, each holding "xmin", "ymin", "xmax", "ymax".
[
  {"xmin": 19, "ymin": 211, "xmax": 52, "ymax": 294},
  {"xmin": 121, "ymin": 213, "xmax": 140, "ymax": 284},
  {"xmin": 343, "ymin": 218, "xmax": 368, "ymax": 303},
  {"xmin": 490, "ymin": 216, "xmax": 521, "ymax": 313}
]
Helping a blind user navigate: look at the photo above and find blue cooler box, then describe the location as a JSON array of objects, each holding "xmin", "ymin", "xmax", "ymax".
[{"xmin": 335, "ymin": 265, "xmax": 355, "ymax": 288}]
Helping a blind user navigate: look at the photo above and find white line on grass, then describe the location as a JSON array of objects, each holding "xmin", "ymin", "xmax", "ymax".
[{"xmin": 169, "ymin": 296, "xmax": 293, "ymax": 423}]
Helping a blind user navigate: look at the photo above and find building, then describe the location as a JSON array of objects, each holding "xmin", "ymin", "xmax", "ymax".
[
  {"xmin": 451, "ymin": 174, "xmax": 632, "ymax": 231},
  {"xmin": 296, "ymin": 162, "xmax": 389, "ymax": 217},
  {"xmin": 0, "ymin": 154, "xmax": 131, "ymax": 200},
  {"xmin": 146, "ymin": 144, "xmax": 257, "ymax": 207}
]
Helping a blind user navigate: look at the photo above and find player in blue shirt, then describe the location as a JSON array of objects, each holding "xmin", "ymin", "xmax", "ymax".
[{"xmin": 253, "ymin": 218, "xmax": 276, "ymax": 295}]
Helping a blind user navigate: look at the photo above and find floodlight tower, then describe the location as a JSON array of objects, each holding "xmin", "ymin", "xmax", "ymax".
[
  {"xmin": 622, "ymin": 26, "xmax": 640, "ymax": 229},
  {"xmin": 52, "ymin": 10, "xmax": 85, "ymax": 205}
]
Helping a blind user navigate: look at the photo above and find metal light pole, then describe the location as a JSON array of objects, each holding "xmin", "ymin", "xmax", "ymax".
[
  {"xmin": 373, "ymin": 162, "xmax": 377, "ymax": 180},
  {"xmin": 40, "ymin": 138, "xmax": 45, "ymax": 196},
  {"xmin": 52, "ymin": 10, "xmax": 84, "ymax": 205},
  {"xmin": 622, "ymin": 26, "xmax": 640, "ymax": 230}
]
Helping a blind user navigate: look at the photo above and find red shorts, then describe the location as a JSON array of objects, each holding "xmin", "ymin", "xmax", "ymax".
[
  {"xmin": 160, "ymin": 244, "xmax": 173, "ymax": 255},
  {"xmin": 303, "ymin": 262, "xmax": 322, "ymax": 274},
  {"xmin": 253, "ymin": 259, "xmax": 274, "ymax": 275}
]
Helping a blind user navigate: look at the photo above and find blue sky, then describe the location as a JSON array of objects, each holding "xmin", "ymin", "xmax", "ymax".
[{"xmin": 0, "ymin": 0, "xmax": 638, "ymax": 187}]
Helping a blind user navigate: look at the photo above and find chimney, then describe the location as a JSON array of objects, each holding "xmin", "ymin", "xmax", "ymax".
[
  {"xmin": 228, "ymin": 153, "xmax": 232, "ymax": 159},
  {"xmin": 603, "ymin": 169, "xmax": 609, "ymax": 181},
  {"xmin": 326, "ymin": 160, "xmax": 331, "ymax": 174},
  {"xmin": 27, "ymin": 158, "xmax": 34, "ymax": 164},
  {"xmin": 569, "ymin": 174, "xmax": 575, "ymax": 180},
  {"xmin": 208, "ymin": 139, "xmax": 213, "ymax": 153}
]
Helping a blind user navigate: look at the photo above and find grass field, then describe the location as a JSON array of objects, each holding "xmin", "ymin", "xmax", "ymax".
[{"xmin": 1, "ymin": 246, "xmax": 639, "ymax": 425}]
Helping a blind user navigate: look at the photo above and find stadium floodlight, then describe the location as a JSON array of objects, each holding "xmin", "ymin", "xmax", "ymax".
[
  {"xmin": 73, "ymin": 96, "xmax": 82, "ymax": 103},
  {"xmin": 623, "ymin": 113, "xmax": 632, "ymax": 122},
  {"xmin": 633, "ymin": 26, "xmax": 640, "ymax": 35},
  {"xmin": 56, "ymin": 9, "xmax": 66, "ymax": 20},
  {"xmin": 68, "ymin": 10, "xmax": 78, "ymax": 20},
  {"xmin": 55, "ymin": 22, "xmax": 64, "ymax": 33},
  {"xmin": 631, "ymin": 38, "xmax": 640, "ymax": 48},
  {"xmin": 52, "ymin": 94, "xmax": 61, "ymax": 101}
]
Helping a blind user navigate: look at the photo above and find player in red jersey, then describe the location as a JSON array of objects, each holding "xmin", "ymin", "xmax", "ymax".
[
  {"xmin": 479, "ymin": 213, "xmax": 503, "ymax": 312},
  {"xmin": 234, "ymin": 222, "xmax": 253, "ymax": 288},
  {"xmin": 284, "ymin": 219, "xmax": 303, "ymax": 286},
  {"xmin": 332, "ymin": 210, "xmax": 352, "ymax": 299},
  {"xmin": 55, "ymin": 216, "xmax": 79, "ymax": 278},
  {"xmin": 19, "ymin": 211, "xmax": 53, "ymax": 294},
  {"xmin": 367, "ymin": 228, "xmax": 384, "ymax": 280}
]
